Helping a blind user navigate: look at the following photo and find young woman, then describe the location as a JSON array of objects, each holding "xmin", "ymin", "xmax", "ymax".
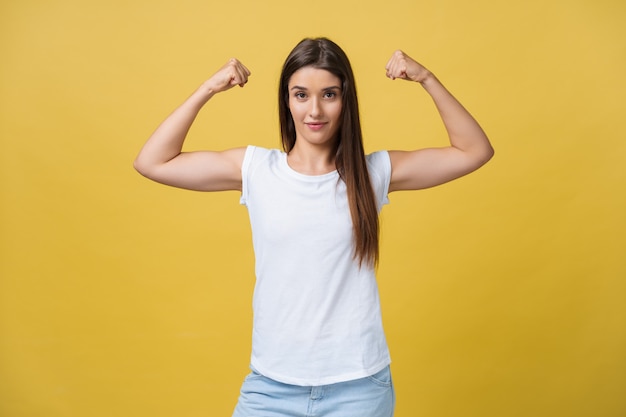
[{"xmin": 134, "ymin": 37, "xmax": 493, "ymax": 417}]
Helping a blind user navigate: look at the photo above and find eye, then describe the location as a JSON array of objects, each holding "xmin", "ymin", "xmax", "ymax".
[
  {"xmin": 294, "ymin": 92, "xmax": 307, "ymax": 99},
  {"xmin": 324, "ymin": 91, "xmax": 337, "ymax": 99}
]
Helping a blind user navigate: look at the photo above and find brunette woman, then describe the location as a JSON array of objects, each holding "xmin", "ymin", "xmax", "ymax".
[{"xmin": 134, "ymin": 37, "xmax": 493, "ymax": 417}]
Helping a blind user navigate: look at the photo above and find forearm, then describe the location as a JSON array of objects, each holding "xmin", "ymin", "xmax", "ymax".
[
  {"xmin": 420, "ymin": 73, "xmax": 493, "ymax": 159},
  {"xmin": 134, "ymin": 83, "xmax": 215, "ymax": 172}
]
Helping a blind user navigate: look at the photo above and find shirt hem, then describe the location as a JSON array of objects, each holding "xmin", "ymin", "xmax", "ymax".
[{"xmin": 250, "ymin": 358, "xmax": 391, "ymax": 387}]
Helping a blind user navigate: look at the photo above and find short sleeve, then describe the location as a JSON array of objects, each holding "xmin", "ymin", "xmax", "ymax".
[
  {"xmin": 366, "ymin": 151, "xmax": 392, "ymax": 210},
  {"xmin": 239, "ymin": 145, "xmax": 256, "ymax": 206}
]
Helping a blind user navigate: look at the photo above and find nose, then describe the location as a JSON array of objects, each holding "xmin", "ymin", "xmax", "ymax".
[{"xmin": 309, "ymin": 97, "xmax": 322, "ymax": 118}]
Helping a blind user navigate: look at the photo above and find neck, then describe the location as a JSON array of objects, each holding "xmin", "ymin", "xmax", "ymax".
[{"xmin": 287, "ymin": 142, "xmax": 336, "ymax": 175}]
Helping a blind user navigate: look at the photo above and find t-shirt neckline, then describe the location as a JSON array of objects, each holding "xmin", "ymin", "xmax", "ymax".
[{"xmin": 280, "ymin": 152, "xmax": 339, "ymax": 181}]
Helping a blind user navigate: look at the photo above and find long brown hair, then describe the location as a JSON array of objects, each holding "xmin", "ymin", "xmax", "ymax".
[{"xmin": 278, "ymin": 37, "xmax": 379, "ymax": 267}]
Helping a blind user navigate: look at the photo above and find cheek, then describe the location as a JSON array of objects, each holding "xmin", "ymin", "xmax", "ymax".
[
  {"xmin": 288, "ymin": 102, "xmax": 304, "ymax": 120},
  {"xmin": 330, "ymin": 103, "xmax": 343, "ymax": 123}
]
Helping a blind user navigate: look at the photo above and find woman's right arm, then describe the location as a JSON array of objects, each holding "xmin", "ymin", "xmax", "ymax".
[{"xmin": 133, "ymin": 58, "xmax": 251, "ymax": 191}]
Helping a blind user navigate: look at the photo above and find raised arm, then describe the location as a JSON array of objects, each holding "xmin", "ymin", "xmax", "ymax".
[
  {"xmin": 133, "ymin": 59, "xmax": 251, "ymax": 191},
  {"xmin": 384, "ymin": 50, "xmax": 494, "ymax": 192}
]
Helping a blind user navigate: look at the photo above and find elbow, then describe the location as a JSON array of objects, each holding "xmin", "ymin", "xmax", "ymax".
[
  {"xmin": 470, "ymin": 142, "xmax": 494, "ymax": 171},
  {"xmin": 483, "ymin": 143, "xmax": 495, "ymax": 164},
  {"xmin": 478, "ymin": 136, "xmax": 495, "ymax": 165},
  {"xmin": 133, "ymin": 157, "xmax": 144, "ymax": 175},
  {"xmin": 133, "ymin": 156, "xmax": 152, "ymax": 178}
]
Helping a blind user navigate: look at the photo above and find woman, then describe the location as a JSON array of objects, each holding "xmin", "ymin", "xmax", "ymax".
[{"xmin": 134, "ymin": 37, "xmax": 493, "ymax": 417}]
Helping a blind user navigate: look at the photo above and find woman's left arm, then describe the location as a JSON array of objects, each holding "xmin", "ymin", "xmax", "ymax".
[{"xmin": 385, "ymin": 50, "xmax": 494, "ymax": 192}]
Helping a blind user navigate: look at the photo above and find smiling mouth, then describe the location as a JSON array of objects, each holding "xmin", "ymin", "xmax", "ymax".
[{"xmin": 306, "ymin": 122, "xmax": 326, "ymax": 130}]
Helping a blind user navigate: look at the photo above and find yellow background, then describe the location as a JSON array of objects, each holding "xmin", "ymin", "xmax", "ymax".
[{"xmin": 1, "ymin": 0, "xmax": 624, "ymax": 416}]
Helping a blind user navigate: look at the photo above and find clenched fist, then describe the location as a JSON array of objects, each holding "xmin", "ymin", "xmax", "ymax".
[
  {"xmin": 203, "ymin": 58, "xmax": 251, "ymax": 94},
  {"xmin": 385, "ymin": 50, "xmax": 431, "ymax": 84}
]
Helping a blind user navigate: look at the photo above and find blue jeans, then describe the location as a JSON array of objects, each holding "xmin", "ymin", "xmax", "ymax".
[{"xmin": 232, "ymin": 366, "xmax": 395, "ymax": 417}]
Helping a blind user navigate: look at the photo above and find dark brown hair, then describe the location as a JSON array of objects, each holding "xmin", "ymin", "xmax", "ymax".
[{"xmin": 278, "ymin": 37, "xmax": 379, "ymax": 267}]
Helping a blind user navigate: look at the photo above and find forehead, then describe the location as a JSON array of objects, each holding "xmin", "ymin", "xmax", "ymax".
[{"xmin": 288, "ymin": 66, "xmax": 341, "ymax": 88}]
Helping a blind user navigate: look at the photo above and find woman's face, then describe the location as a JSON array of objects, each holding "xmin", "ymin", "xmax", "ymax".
[{"xmin": 287, "ymin": 66, "xmax": 342, "ymax": 149}]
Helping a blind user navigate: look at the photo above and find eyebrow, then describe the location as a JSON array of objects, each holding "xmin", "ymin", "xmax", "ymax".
[{"xmin": 290, "ymin": 85, "xmax": 341, "ymax": 91}]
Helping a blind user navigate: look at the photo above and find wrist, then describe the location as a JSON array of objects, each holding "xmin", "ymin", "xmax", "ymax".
[
  {"xmin": 417, "ymin": 70, "xmax": 436, "ymax": 85},
  {"xmin": 418, "ymin": 72, "xmax": 442, "ymax": 93},
  {"xmin": 193, "ymin": 82, "xmax": 217, "ymax": 103},
  {"xmin": 201, "ymin": 78, "xmax": 223, "ymax": 95}
]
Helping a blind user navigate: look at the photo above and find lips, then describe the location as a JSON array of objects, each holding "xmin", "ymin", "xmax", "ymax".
[{"xmin": 306, "ymin": 122, "xmax": 326, "ymax": 131}]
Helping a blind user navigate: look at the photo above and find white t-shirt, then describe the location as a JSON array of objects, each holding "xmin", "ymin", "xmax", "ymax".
[{"xmin": 240, "ymin": 146, "xmax": 392, "ymax": 386}]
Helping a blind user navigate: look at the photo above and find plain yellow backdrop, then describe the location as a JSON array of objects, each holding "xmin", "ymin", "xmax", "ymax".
[{"xmin": 1, "ymin": 0, "xmax": 625, "ymax": 416}]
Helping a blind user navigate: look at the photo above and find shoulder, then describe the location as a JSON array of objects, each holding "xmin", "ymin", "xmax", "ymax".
[
  {"xmin": 366, "ymin": 150, "xmax": 390, "ymax": 164},
  {"xmin": 242, "ymin": 146, "xmax": 285, "ymax": 175},
  {"xmin": 243, "ymin": 146, "xmax": 283, "ymax": 163},
  {"xmin": 366, "ymin": 150, "xmax": 391, "ymax": 178}
]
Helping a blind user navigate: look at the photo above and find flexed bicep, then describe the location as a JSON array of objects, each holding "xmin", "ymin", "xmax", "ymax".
[
  {"xmin": 137, "ymin": 147, "xmax": 246, "ymax": 192},
  {"xmin": 389, "ymin": 147, "xmax": 489, "ymax": 192}
]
